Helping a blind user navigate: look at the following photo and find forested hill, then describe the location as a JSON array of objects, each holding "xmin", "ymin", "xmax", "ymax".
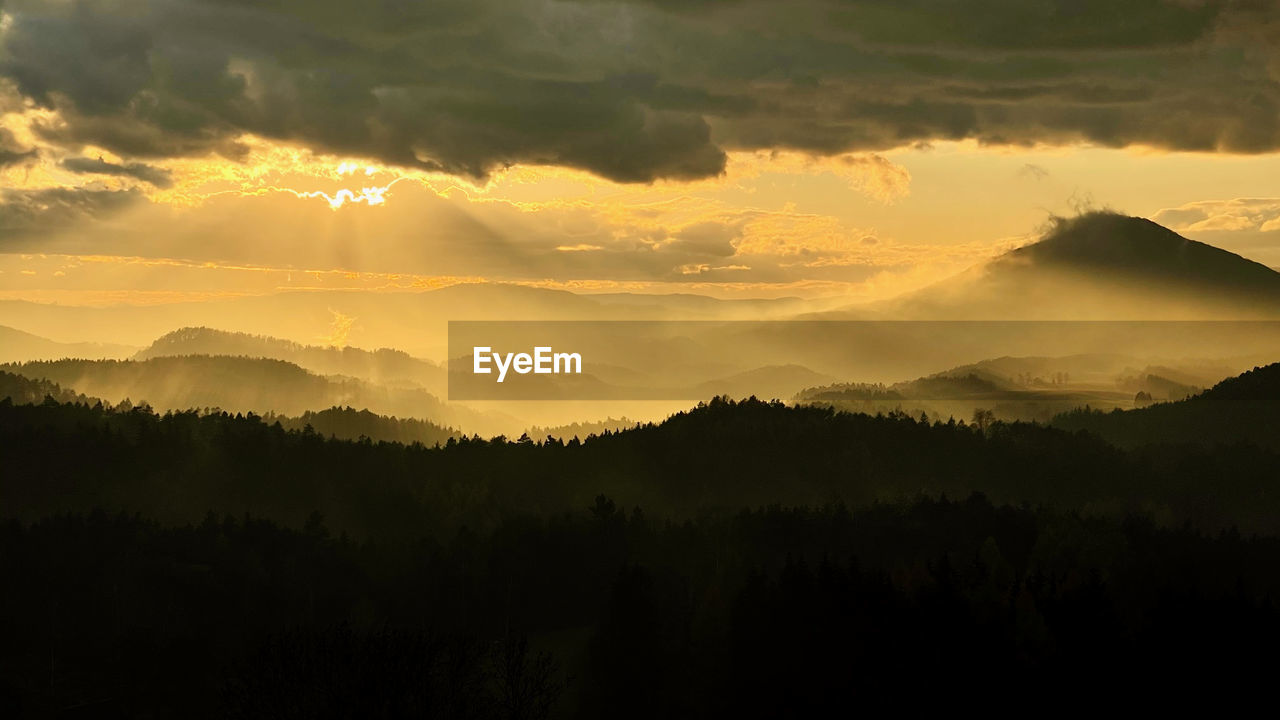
[
  {"xmin": 0, "ymin": 355, "xmax": 486, "ymax": 428},
  {"xmin": 1053, "ymin": 362, "xmax": 1280, "ymax": 448},
  {"xmin": 0, "ymin": 370, "xmax": 92, "ymax": 406},
  {"xmin": 135, "ymin": 327, "xmax": 444, "ymax": 391},
  {"xmin": 0, "ymin": 370, "xmax": 457, "ymax": 447},
  {"xmin": 269, "ymin": 406, "xmax": 458, "ymax": 447},
  {"xmin": 5, "ymin": 390, "xmax": 1280, "ymax": 716},
  {"xmin": 4, "ymin": 395, "xmax": 1278, "ymax": 538}
]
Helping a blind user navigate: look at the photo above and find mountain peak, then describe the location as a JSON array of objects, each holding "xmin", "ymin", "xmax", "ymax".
[
  {"xmin": 1005, "ymin": 212, "xmax": 1280, "ymax": 291},
  {"xmin": 870, "ymin": 212, "xmax": 1280, "ymax": 319}
]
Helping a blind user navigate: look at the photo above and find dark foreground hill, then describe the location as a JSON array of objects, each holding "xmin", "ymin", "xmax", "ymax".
[
  {"xmin": 0, "ymin": 370, "xmax": 458, "ymax": 447},
  {"xmin": 5, "ymin": 500, "xmax": 1278, "ymax": 717},
  {"xmin": 1054, "ymin": 363, "xmax": 1280, "ymax": 448},
  {"xmin": 3, "ymin": 393, "xmax": 1280, "ymax": 715},
  {"xmin": 4, "ymin": 393, "xmax": 1279, "ymax": 536}
]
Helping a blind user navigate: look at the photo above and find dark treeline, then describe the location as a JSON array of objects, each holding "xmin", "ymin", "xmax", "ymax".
[
  {"xmin": 267, "ymin": 406, "xmax": 459, "ymax": 447},
  {"xmin": 1, "ymin": 356, "xmax": 460, "ymax": 423},
  {"xmin": 1054, "ymin": 363, "xmax": 1280, "ymax": 449},
  {"xmin": 524, "ymin": 416, "xmax": 640, "ymax": 442},
  {"xmin": 4, "ymin": 498, "xmax": 1280, "ymax": 716},
  {"xmin": 0, "ymin": 369, "xmax": 459, "ymax": 448},
  {"xmin": 4, "ymin": 367, "xmax": 1280, "ymax": 716},
  {"xmin": 3, "ymin": 393, "xmax": 1279, "ymax": 538},
  {"xmin": 0, "ymin": 371, "xmax": 91, "ymax": 406}
]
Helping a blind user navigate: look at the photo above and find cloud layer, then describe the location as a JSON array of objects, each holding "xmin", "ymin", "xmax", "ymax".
[
  {"xmin": 0, "ymin": 175, "xmax": 1000, "ymax": 294},
  {"xmin": 60, "ymin": 155, "xmax": 172, "ymax": 187},
  {"xmin": 2, "ymin": 0, "xmax": 1278, "ymax": 183}
]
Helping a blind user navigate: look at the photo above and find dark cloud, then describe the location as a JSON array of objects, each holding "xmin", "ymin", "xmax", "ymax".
[
  {"xmin": 60, "ymin": 156, "xmax": 173, "ymax": 187},
  {"xmin": 0, "ymin": 147, "xmax": 35, "ymax": 166},
  {"xmin": 0, "ymin": 187, "xmax": 144, "ymax": 247},
  {"xmin": 0, "ymin": 0, "xmax": 1276, "ymax": 182},
  {"xmin": 823, "ymin": 0, "xmax": 1222, "ymax": 50},
  {"xmin": 0, "ymin": 128, "xmax": 36, "ymax": 167}
]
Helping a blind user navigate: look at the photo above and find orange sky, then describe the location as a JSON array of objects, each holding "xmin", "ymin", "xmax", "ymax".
[{"xmin": 3, "ymin": 131, "xmax": 1279, "ymax": 304}]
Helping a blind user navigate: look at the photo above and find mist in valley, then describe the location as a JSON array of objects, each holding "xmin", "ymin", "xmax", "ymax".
[{"xmin": 4, "ymin": 214, "xmax": 1280, "ymax": 438}]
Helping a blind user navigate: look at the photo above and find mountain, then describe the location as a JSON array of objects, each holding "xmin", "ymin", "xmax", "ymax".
[
  {"xmin": 135, "ymin": 327, "xmax": 445, "ymax": 394},
  {"xmin": 1012, "ymin": 213, "xmax": 1280, "ymax": 292},
  {"xmin": 876, "ymin": 212, "xmax": 1280, "ymax": 319},
  {"xmin": 693, "ymin": 364, "xmax": 839, "ymax": 402},
  {"xmin": 7, "ymin": 393, "xmax": 1280, "ymax": 716},
  {"xmin": 270, "ymin": 406, "xmax": 458, "ymax": 447},
  {"xmin": 525, "ymin": 416, "xmax": 642, "ymax": 441},
  {"xmin": 0, "ymin": 370, "xmax": 95, "ymax": 406},
  {"xmin": 794, "ymin": 359, "xmax": 1129, "ymax": 423},
  {"xmin": 1053, "ymin": 362, "xmax": 1280, "ymax": 449},
  {"xmin": 0, "ymin": 367, "xmax": 459, "ymax": 446},
  {"xmin": 791, "ymin": 352, "xmax": 1255, "ymax": 423},
  {"xmin": 9, "ymin": 392, "xmax": 1280, "ymax": 534},
  {"xmin": 0, "ymin": 285, "xmax": 604, "ymax": 359},
  {"xmin": 0, "ymin": 325, "xmax": 137, "ymax": 363},
  {"xmin": 937, "ymin": 354, "xmax": 1241, "ymax": 394},
  {"xmin": 585, "ymin": 292, "xmax": 836, "ymax": 318},
  {"xmin": 794, "ymin": 377, "xmax": 1134, "ymax": 424},
  {"xmin": 0, "ymin": 284, "xmax": 826, "ymax": 359},
  {"xmin": 2, "ymin": 356, "xmax": 508, "ymax": 435}
]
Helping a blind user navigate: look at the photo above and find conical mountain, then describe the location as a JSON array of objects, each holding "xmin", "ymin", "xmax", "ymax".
[{"xmin": 883, "ymin": 212, "xmax": 1280, "ymax": 319}]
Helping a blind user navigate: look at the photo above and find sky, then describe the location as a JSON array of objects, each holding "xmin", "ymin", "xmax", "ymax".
[{"xmin": 2, "ymin": 0, "xmax": 1280, "ymax": 305}]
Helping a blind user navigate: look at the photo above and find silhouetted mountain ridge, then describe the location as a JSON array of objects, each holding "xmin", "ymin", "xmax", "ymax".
[{"xmin": 1189, "ymin": 362, "xmax": 1280, "ymax": 402}]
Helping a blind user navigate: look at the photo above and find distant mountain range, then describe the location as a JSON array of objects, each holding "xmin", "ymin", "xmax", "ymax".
[
  {"xmin": 2, "ymin": 214, "xmax": 1279, "ymax": 360},
  {"xmin": 0, "ymin": 325, "xmax": 137, "ymax": 363},
  {"xmin": 693, "ymin": 364, "xmax": 838, "ymax": 401},
  {"xmin": 0, "ymin": 284, "xmax": 819, "ymax": 357},
  {"xmin": 0, "ymin": 369, "xmax": 459, "ymax": 447},
  {"xmin": 1, "ymin": 356, "xmax": 507, "ymax": 435},
  {"xmin": 792, "ymin": 351, "xmax": 1254, "ymax": 423},
  {"xmin": 135, "ymin": 327, "xmax": 446, "ymax": 394},
  {"xmin": 2, "ymin": 212, "xmax": 1279, "ymax": 432},
  {"xmin": 930, "ymin": 354, "xmax": 1242, "ymax": 399}
]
